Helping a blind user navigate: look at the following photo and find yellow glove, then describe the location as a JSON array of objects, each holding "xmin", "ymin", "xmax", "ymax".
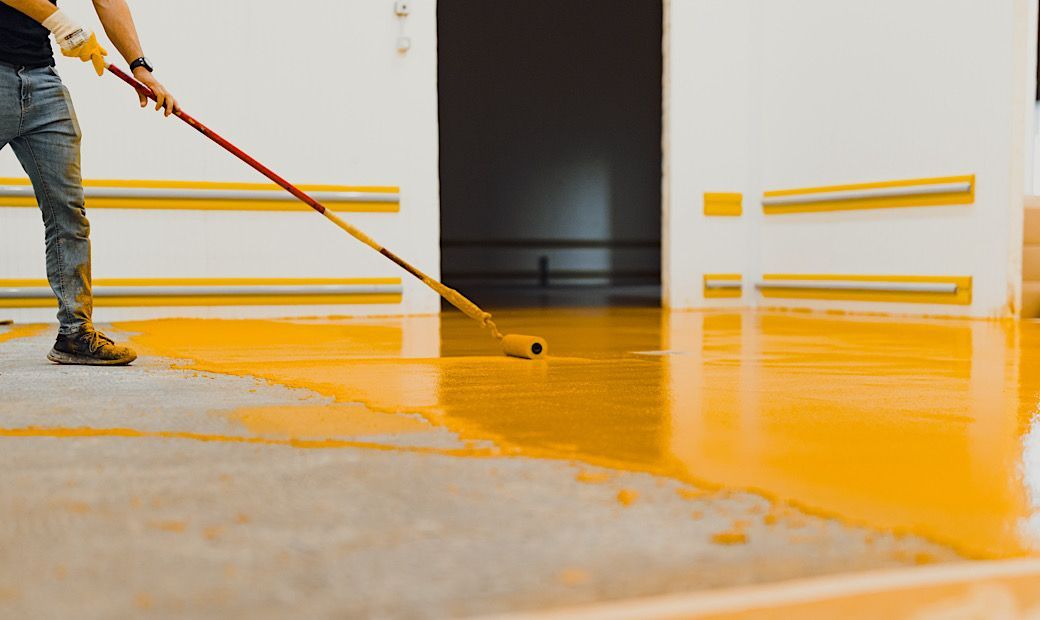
[
  {"xmin": 42, "ymin": 10, "xmax": 108, "ymax": 77},
  {"xmin": 64, "ymin": 33, "xmax": 108, "ymax": 77}
]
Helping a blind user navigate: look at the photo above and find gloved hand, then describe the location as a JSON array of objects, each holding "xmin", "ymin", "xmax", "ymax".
[
  {"xmin": 62, "ymin": 32, "xmax": 108, "ymax": 77},
  {"xmin": 41, "ymin": 11, "xmax": 108, "ymax": 77}
]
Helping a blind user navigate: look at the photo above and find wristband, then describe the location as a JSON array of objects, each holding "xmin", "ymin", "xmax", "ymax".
[{"xmin": 41, "ymin": 10, "xmax": 91, "ymax": 52}]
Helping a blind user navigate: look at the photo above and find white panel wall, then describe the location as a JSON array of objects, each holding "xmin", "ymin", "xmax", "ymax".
[
  {"xmin": 664, "ymin": 0, "xmax": 757, "ymax": 309},
  {"xmin": 665, "ymin": 0, "xmax": 1038, "ymax": 318},
  {"xmin": 0, "ymin": 0, "xmax": 440, "ymax": 322}
]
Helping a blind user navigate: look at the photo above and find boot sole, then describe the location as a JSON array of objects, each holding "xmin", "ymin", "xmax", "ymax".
[{"xmin": 47, "ymin": 348, "xmax": 137, "ymax": 367}]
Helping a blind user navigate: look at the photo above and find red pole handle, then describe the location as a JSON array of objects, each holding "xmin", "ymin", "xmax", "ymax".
[
  {"xmin": 105, "ymin": 64, "xmax": 330, "ymax": 216},
  {"xmin": 103, "ymin": 64, "xmax": 505, "ymax": 337}
]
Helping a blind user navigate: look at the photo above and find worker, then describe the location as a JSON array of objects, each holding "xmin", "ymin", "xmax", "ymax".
[{"xmin": 1, "ymin": 0, "xmax": 178, "ymax": 365}]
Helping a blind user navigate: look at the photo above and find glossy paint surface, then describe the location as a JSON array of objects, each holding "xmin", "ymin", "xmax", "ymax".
[{"xmin": 112, "ymin": 309, "xmax": 1040, "ymax": 559}]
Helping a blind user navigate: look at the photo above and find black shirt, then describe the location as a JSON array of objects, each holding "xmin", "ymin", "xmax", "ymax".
[{"xmin": 0, "ymin": 0, "xmax": 57, "ymax": 68}]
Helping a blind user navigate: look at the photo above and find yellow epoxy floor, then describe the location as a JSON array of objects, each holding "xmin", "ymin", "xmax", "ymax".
[{"xmin": 107, "ymin": 308, "xmax": 1040, "ymax": 561}]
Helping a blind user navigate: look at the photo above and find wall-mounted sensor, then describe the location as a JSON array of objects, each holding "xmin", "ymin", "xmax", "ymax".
[{"xmin": 394, "ymin": 1, "xmax": 411, "ymax": 17}]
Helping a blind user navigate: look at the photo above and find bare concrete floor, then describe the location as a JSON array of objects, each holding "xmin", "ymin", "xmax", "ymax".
[{"xmin": 0, "ymin": 322, "xmax": 961, "ymax": 619}]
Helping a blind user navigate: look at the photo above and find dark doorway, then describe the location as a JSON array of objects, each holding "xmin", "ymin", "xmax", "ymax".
[{"xmin": 438, "ymin": 1, "xmax": 663, "ymax": 307}]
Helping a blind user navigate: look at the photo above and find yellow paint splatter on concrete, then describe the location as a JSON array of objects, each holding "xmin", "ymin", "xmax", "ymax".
[
  {"xmin": 149, "ymin": 520, "xmax": 187, "ymax": 533},
  {"xmin": 713, "ymin": 529, "xmax": 749, "ymax": 546},
  {"xmin": 60, "ymin": 501, "xmax": 91, "ymax": 514},
  {"xmin": 575, "ymin": 470, "xmax": 612, "ymax": 484},
  {"xmin": 713, "ymin": 518, "xmax": 753, "ymax": 545},
  {"xmin": 557, "ymin": 568, "xmax": 591, "ymax": 586},
  {"xmin": 616, "ymin": 489, "xmax": 639, "ymax": 507},
  {"xmin": 134, "ymin": 593, "xmax": 154, "ymax": 610},
  {"xmin": 0, "ymin": 587, "xmax": 21, "ymax": 602}
]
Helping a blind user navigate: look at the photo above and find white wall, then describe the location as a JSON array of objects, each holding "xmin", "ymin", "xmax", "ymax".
[
  {"xmin": 0, "ymin": 0, "xmax": 440, "ymax": 322},
  {"xmin": 665, "ymin": 0, "xmax": 1038, "ymax": 318}
]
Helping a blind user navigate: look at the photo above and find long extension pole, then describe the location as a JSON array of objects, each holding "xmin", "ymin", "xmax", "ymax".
[{"xmin": 105, "ymin": 64, "xmax": 506, "ymax": 341}]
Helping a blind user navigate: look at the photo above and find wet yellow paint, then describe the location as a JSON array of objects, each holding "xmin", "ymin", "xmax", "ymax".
[
  {"xmin": 3, "ymin": 307, "xmax": 1033, "ymax": 560},
  {"xmin": 231, "ymin": 404, "xmax": 432, "ymax": 440}
]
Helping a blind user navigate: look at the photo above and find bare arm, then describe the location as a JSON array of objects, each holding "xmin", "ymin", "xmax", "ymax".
[
  {"xmin": 0, "ymin": 0, "xmax": 58, "ymax": 22},
  {"xmin": 92, "ymin": 0, "xmax": 179, "ymax": 116},
  {"xmin": 90, "ymin": 0, "xmax": 142, "ymax": 67}
]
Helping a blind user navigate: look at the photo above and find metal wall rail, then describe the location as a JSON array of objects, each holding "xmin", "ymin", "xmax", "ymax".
[
  {"xmin": 0, "ymin": 185, "xmax": 399, "ymax": 204},
  {"xmin": 756, "ymin": 280, "xmax": 959, "ymax": 294},
  {"xmin": 704, "ymin": 280, "xmax": 742, "ymax": 290},
  {"xmin": 0, "ymin": 284, "xmax": 404, "ymax": 299},
  {"xmin": 762, "ymin": 182, "xmax": 972, "ymax": 208}
]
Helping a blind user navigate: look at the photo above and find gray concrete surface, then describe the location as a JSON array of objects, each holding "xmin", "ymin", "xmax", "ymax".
[{"xmin": 0, "ymin": 325, "xmax": 960, "ymax": 619}]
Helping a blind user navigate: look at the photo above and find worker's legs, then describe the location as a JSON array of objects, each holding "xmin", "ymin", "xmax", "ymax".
[
  {"xmin": 7, "ymin": 65, "xmax": 93, "ymax": 335},
  {"xmin": 0, "ymin": 65, "xmax": 18, "ymax": 180}
]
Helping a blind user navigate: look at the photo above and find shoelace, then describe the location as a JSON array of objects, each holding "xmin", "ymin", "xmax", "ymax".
[{"xmin": 83, "ymin": 330, "xmax": 115, "ymax": 354}]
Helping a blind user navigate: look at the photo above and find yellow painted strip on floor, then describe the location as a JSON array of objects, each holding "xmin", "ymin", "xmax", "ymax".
[
  {"xmin": 0, "ymin": 324, "xmax": 48, "ymax": 345},
  {"xmin": 0, "ymin": 425, "xmax": 497, "ymax": 457},
  {"xmin": 703, "ymin": 192, "xmax": 743, "ymax": 216},
  {"xmin": 0, "ymin": 277, "xmax": 401, "ymax": 288},
  {"xmin": 0, "ymin": 177, "xmax": 400, "ymax": 213},
  {"xmin": 763, "ymin": 174, "xmax": 975, "ymax": 215},
  {"xmin": 703, "ymin": 273, "xmax": 743, "ymax": 299},
  {"xmin": 760, "ymin": 274, "xmax": 972, "ymax": 305},
  {"xmin": 0, "ymin": 294, "xmax": 402, "ymax": 308}
]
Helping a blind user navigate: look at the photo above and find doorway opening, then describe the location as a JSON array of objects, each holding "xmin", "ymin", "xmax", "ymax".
[{"xmin": 437, "ymin": 1, "xmax": 663, "ymax": 308}]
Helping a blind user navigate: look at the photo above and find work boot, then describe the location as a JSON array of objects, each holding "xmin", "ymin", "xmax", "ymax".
[{"xmin": 47, "ymin": 327, "xmax": 137, "ymax": 366}]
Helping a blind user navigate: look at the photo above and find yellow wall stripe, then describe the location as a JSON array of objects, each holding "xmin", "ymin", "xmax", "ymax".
[
  {"xmin": 704, "ymin": 273, "xmax": 743, "ymax": 299},
  {"xmin": 0, "ymin": 178, "xmax": 400, "ymax": 213},
  {"xmin": 763, "ymin": 175, "xmax": 975, "ymax": 215},
  {"xmin": 759, "ymin": 274, "xmax": 972, "ymax": 305},
  {"xmin": 704, "ymin": 192, "xmax": 743, "ymax": 216}
]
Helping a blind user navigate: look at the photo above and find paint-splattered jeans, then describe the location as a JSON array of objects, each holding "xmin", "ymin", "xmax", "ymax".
[{"xmin": 0, "ymin": 63, "xmax": 92, "ymax": 335}]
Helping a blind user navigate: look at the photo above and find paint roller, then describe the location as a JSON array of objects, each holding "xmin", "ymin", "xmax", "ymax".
[{"xmin": 104, "ymin": 65, "xmax": 547, "ymax": 360}]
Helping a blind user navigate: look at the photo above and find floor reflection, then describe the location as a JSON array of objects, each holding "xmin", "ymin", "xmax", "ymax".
[{"xmin": 666, "ymin": 312, "xmax": 1037, "ymax": 558}]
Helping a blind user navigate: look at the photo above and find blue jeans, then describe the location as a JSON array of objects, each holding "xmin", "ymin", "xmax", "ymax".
[{"xmin": 0, "ymin": 64, "xmax": 92, "ymax": 335}]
